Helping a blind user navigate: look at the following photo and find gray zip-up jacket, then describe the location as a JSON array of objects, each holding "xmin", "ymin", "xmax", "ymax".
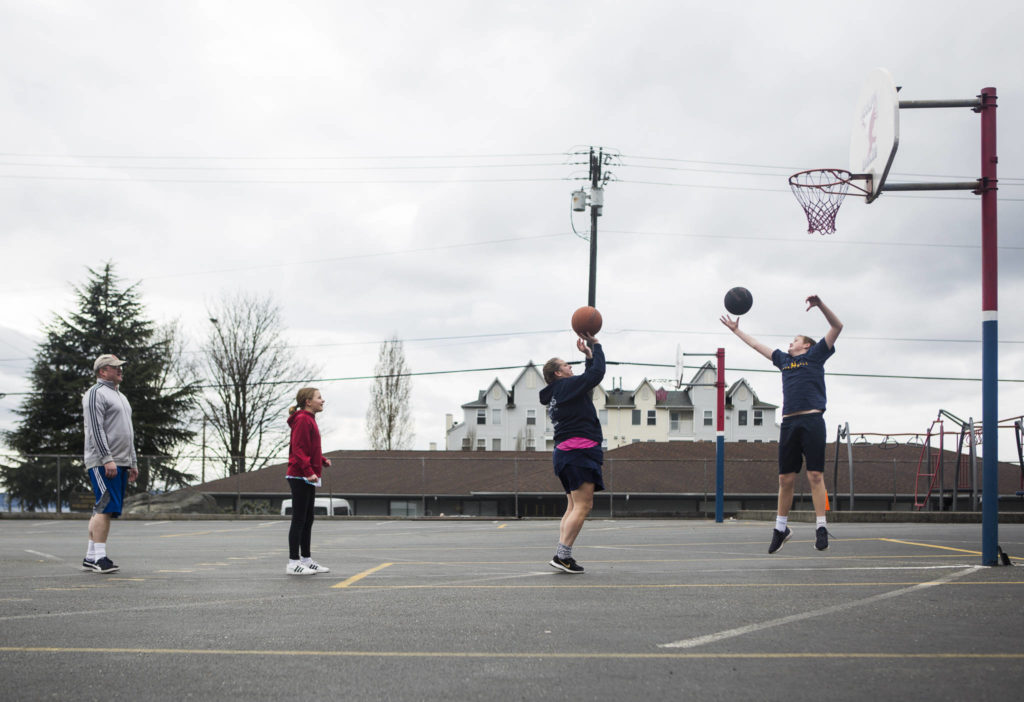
[{"xmin": 82, "ymin": 380, "xmax": 138, "ymax": 468}]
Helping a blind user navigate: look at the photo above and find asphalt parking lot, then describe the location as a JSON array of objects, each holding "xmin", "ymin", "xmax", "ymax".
[{"xmin": 1, "ymin": 517, "xmax": 1022, "ymax": 701}]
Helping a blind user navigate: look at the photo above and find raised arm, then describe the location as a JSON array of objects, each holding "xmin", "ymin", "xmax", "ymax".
[
  {"xmin": 806, "ymin": 295, "xmax": 843, "ymax": 348},
  {"xmin": 720, "ymin": 315, "xmax": 773, "ymax": 360}
]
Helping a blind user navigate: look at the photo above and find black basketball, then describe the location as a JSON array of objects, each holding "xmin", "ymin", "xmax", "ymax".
[{"xmin": 724, "ymin": 287, "xmax": 753, "ymax": 315}]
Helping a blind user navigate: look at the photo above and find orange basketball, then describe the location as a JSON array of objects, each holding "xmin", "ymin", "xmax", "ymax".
[{"xmin": 571, "ymin": 306, "xmax": 603, "ymax": 336}]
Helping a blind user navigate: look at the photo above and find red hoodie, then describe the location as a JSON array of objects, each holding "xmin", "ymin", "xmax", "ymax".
[{"xmin": 286, "ymin": 410, "xmax": 325, "ymax": 480}]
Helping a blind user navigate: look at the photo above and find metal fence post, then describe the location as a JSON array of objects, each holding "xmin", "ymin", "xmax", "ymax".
[
  {"xmin": 608, "ymin": 458, "xmax": 614, "ymax": 518},
  {"xmin": 513, "ymin": 457, "xmax": 519, "ymax": 518}
]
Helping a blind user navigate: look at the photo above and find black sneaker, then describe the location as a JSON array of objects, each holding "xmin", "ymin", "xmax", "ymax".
[
  {"xmin": 768, "ymin": 526, "xmax": 792, "ymax": 554},
  {"xmin": 82, "ymin": 558, "xmax": 99, "ymax": 572},
  {"xmin": 93, "ymin": 556, "xmax": 119, "ymax": 574},
  {"xmin": 549, "ymin": 555, "xmax": 584, "ymax": 574},
  {"xmin": 815, "ymin": 526, "xmax": 830, "ymax": 551}
]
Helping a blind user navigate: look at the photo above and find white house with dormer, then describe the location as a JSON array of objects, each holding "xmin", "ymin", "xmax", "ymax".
[{"xmin": 444, "ymin": 361, "xmax": 778, "ymax": 450}]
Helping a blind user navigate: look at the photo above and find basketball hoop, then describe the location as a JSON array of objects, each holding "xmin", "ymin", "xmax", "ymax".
[{"xmin": 788, "ymin": 168, "xmax": 871, "ymax": 234}]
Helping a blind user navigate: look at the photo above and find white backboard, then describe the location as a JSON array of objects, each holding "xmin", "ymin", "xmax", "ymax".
[{"xmin": 850, "ymin": 68, "xmax": 900, "ymax": 202}]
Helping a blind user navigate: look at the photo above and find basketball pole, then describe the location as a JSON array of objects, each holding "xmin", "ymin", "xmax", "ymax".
[
  {"xmin": 880, "ymin": 87, "xmax": 999, "ymax": 564},
  {"xmin": 979, "ymin": 87, "xmax": 998, "ymax": 566},
  {"xmin": 715, "ymin": 348, "xmax": 725, "ymax": 523}
]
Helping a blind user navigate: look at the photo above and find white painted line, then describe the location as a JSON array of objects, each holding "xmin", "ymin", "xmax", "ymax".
[
  {"xmin": 25, "ymin": 549, "xmax": 61, "ymax": 561},
  {"xmin": 144, "ymin": 521, "xmax": 170, "ymax": 526},
  {"xmin": 658, "ymin": 565, "xmax": 982, "ymax": 649}
]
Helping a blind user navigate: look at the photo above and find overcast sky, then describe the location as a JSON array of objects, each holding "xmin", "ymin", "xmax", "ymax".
[{"xmin": 1, "ymin": 1, "xmax": 1022, "ymax": 468}]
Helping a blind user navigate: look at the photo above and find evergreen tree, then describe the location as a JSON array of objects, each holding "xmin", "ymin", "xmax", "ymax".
[{"xmin": 1, "ymin": 263, "xmax": 198, "ymax": 509}]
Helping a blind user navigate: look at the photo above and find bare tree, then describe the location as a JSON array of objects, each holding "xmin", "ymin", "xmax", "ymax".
[
  {"xmin": 201, "ymin": 293, "xmax": 317, "ymax": 475},
  {"xmin": 366, "ymin": 334, "xmax": 413, "ymax": 450}
]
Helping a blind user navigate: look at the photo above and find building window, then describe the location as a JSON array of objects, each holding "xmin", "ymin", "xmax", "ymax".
[
  {"xmin": 599, "ymin": 409, "xmax": 608, "ymax": 425},
  {"xmin": 647, "ymin": 410, "xmax": 656, "ymax": 426},
  {"xmin": 476, "ymin": 439, "xmax": 486, "ymax": 451},
  {"xmin": 477, "ymin": 409, "xmax": 486, "ymax": 425},
  {"xmin": 492, "ymin": 409, "xmax": 501, "ymax": 425},
  {"xmin": 390, "ymin": 500, "xmax": 419, "ymax": 517},
  {"xmin": 461, "ymin": 437, "xmax": 471, "ymax": 451},
  {"xmin": 526, "ymin": 438, "xmax": 536, "ymax": 451},
  {"xmin": 754, "ymin": 410, "xmax": 764, "ymax": 426},
  {"xmin": 492, "ymin": 438, "xmax": 501, "ymax": 451},
  {"xmin": 704, "ymin": 410, "xmax": 713, "ymax": 426},
  {"xmin": 738, "ymin": 410, "xmax": 748, "ymax": 426},
  {"xmin": 526, "ymin": 409, "xmax": 536, "ymax": 425},
  {"xmin": 632, "ymin": 409, "xmax": 641, "ymax": 425},
  {"xmin": 670, "ymin": 411, "xmax": 681, "ymax": 432}
]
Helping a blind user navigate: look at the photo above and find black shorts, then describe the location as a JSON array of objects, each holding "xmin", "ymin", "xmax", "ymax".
[
  {"xmin": 778, "ymin": 413, "xmax": 827, "ymax": 475},
  {"xmin": 552, "ymin": 446, "xmax": 605, "ymax": 493}
]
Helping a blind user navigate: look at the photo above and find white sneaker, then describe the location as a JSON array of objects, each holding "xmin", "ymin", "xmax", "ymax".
[
  {"xmin": 286, "ymin": 562, "xmax": 316, "ymax": 576},
  {"xmin": 304, "ymin": 560, "xmax": 330, "ymax": 573}
]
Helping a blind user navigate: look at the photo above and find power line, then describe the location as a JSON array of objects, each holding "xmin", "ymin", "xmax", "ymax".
[{"xmin": 1, "ymin": 360, "xmax": 1021, "ymax": 399}]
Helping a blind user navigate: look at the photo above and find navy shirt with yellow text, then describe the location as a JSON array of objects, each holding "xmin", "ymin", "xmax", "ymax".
[{"xmin": 771, "ymin": 339, "xmax": 835, "ymax": 416}]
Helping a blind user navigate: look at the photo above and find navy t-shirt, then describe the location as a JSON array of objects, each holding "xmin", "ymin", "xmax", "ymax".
[{"xmin": 771, "ymin": 338, "xmax": 835, "ymax": 415}]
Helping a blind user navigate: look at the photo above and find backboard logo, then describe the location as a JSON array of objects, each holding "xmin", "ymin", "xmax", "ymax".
[{"xmin": 859, "ymin": 94, "xmax": 879, "ymax": 171}]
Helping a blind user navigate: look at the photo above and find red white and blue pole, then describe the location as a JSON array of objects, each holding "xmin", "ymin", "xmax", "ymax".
[
  {"xmin": 979, "ymin": 87, "xmax": 998, "ymax": 565},
  {"xmin": 715, "ymin": 348, "xmax": 725, "ymax": 523}
]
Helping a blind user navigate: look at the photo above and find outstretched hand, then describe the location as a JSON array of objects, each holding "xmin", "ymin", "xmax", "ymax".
[
  {"xmin": 805, "ymin": 294, "xmax": 823, "ymax": 311},
  {"xmin": 576, "ymin": 334, "xmax": 597, "ymax": 358},
  {"xmin": 719, "ymin": 314, "xmax": 739, "ymax": 332}
]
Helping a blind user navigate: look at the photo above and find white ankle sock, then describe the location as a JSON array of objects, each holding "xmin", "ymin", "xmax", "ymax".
[
  {"xmin": 775, "ymin": 516, "xmax": 788, "ymax": 532},
  {"xmin": 86, "ymin": 541, "xmax": 96, "ymax": 560},
  {"xmin": 816, "ymin": 516, "xmax": 827, "ymax": 528},
  {"xmin": 94, "ymin": 543, "xmax": 106, "ymax": 560}
]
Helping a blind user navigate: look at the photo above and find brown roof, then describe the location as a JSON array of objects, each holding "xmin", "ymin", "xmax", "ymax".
[{"xmin": 198, "ymin": 442, "xmax": 1023, "ymax": 498}]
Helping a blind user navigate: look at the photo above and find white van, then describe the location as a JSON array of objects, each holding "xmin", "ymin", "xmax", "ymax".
[{"xmin": 281, "ymin": 497, "xmax": 351, "ymax": 516}]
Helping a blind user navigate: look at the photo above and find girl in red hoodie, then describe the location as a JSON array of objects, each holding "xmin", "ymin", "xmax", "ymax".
[{"xmin": 285, "ymin": 387, "xmax": 332, "ymax": 575}]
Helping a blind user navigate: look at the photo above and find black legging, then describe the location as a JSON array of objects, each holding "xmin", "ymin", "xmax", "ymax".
[{"xmin": 288, "ymin": 479, "xmax": 316, "ymax": 560}]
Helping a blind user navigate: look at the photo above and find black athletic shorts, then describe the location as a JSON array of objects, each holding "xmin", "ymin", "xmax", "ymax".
[{"xmin": 778, "ymin": 412, "xmax": 827, "ymax": 474}]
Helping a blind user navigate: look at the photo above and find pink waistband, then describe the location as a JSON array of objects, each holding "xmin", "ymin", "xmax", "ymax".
[{"xmin": 556, "ymin": 437, "xmax": 599, "ymax": 450}]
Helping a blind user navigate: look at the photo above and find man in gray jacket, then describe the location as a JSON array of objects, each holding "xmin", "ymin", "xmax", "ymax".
[{"xmin": 82, "ymin": 354, "xmax": 138, "ymax": 573}]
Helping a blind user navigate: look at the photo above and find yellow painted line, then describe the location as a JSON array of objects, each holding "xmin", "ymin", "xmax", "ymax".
[
  {"xmin": 331, "ymin": 562, "xmax": 393, "ymax": 589},
  {"xmin": 343, "ymin": 581, "xmax": 1024, "ymax": 591},
  {"xmin": 1, "ymin": 646, "xmax": 1022, "ymax": 661},
  {"xmin": 497, "ymin": 523, "xmax": 507, "ymax": 529},
  {"xmin": 879, "ymin": 538, "xmax": 985, "ymax": 556},
  {"xmin": 196, "ymin": 562, "xmax": 232, "ymax": 566},
  {"xmin": 107, "ymin": 578, "xmax": 145, "ymax": 582},
  {"xmin": 155, "ymin": 569, "xmax": 195, "ymax": 573},
  {"xmin": 35, "ymin": 586, "xmax": 107, "ymax": 591},
  {"xmin": 369, "ymin": 554, "xmax": 971, "ymax": 567}
]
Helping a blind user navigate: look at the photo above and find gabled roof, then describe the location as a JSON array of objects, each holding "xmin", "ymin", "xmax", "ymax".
[
  {"xmin": 603, "ymin": 387, "xmax": 634, "ymax": 408},
  {"xmin": 510, "ymin": 362, "xmax": 542, "ymax": 391},
  {"xmin": 655, "ymin": 389, "xmax": 692, "ymax": 408},
  {"xmin": 460, "ymin": 378, "xmax": 510, "ymax": 409},
  {"xmin": 685, "ymin": 361, "xmax": 718, "ymax": 390},
  {"xmin": 727, "ymin": 378, "xmax": 778, "ymax": 409}
]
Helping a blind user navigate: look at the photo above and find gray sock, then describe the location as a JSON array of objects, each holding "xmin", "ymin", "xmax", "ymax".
[{"xmin": 556, "ymin": 543, "xmax": 572, "ymax": 559}]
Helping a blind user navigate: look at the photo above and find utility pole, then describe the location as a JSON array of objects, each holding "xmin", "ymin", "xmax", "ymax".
[
  {"xmin": 571, "ymin": 147, "xmax": 614, "ymax": 307},
  {"xmin": 587, "ymin": 147, "xmax": 602, "ymax": 307}
]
